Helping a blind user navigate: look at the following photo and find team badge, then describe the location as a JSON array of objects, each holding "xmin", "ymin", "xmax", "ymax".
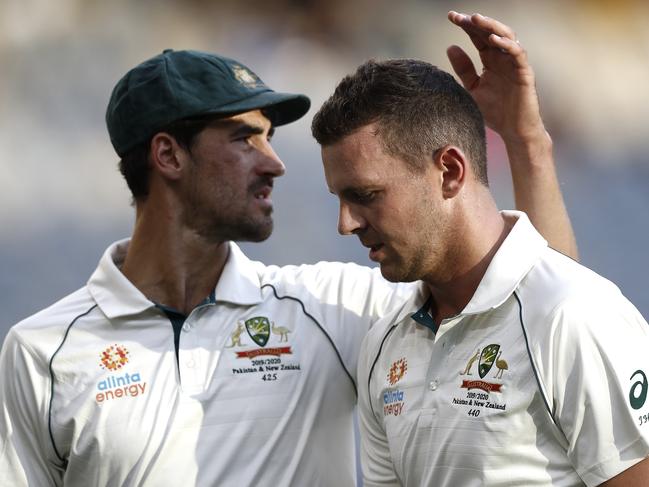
[
  {"xmin": 387, "ymin": 358, "xmax": 408, "ymax": 386},
  {"xmin": 232, "ymin": 65, "xmax": 261, "ymax": 88},
  {"xmin": 245, "ymin": 316, "xmax": 271, "ymax": 347},
  {"xmin": 478, "ymin": 344, "xmax": 500, "ymax": 378},
  {"xmin": 99, "ymin": 344, "xmax": 130, "ymax": 371}
]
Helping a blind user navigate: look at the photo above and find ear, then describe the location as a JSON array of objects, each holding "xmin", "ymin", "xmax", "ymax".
[
  {"xmin": 149, "ymin": 132, "xmax": 186, "ymax": 181},
  {"xmin": 433, "ymin": 145, "xmax": 467, "ymax": 199}
]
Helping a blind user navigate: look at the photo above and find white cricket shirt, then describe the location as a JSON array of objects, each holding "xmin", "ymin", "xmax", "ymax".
[
  {"xmin": 358, "ymin": 211, "xmax": 649, "ymax": 486},
  {"xmin": 0, "ymin": 240, "xmax": 411, "ymax": 486}
]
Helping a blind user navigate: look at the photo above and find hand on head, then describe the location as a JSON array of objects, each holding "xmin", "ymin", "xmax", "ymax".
[{"xmin": 446, "ymin": 11, "xmax": 545, "ymax": 143}]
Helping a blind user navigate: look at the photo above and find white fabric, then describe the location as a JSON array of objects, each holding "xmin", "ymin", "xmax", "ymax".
[
  {"xmin": 358, "ymin": 211, "xmax": 649, "ymax": 487},
  {"xmin": 0, "ymin": 240, "xmax": 412, "ymax": 487}
]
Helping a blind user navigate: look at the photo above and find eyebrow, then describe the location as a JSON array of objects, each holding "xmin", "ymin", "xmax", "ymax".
[{"xmin": 228, "ymin": 122, "xmax": 275, "ymax": 139}]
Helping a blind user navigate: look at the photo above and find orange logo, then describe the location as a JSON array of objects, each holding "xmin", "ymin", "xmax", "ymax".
[
  {"xmin": 387, "ymin": 358, "xmax": 407, "ymax": 386},
  {"xmin": 99, "ymin": 344, "xmax": 130, "ymax": 371}
]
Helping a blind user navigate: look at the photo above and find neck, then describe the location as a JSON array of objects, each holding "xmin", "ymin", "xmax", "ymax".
[
  {"xmin": 424, "ymin": 193, "xmax": 511, "ymax": 324},
  {"xmin": 121, "ymin": 201, "xmax": 229, "ymax": 315}
]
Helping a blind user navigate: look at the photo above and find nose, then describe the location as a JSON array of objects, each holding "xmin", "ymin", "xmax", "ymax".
[
  {"xmin": 259, "ymin": 141, "xmax": 286, "ymax": 178},
  {"xmin": 338, "ymin": 202, "xmax": 365, "ymax": 235}
]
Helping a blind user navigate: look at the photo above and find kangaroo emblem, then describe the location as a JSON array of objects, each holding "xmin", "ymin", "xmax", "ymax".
[
  {"xmin": 226, "ymin": 322, "xmax": 245, "ymax": 348},
  {"xmin": 460, "ymin": 348, "xmax": 481, "ymax": 375}
]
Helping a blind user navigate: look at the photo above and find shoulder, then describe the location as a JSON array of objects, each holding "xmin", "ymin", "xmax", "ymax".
[
  {"xmin": 517, "ymin": 247, "xmax": 631, "ymax": 328},
  {"xmin": 5, "ymin": 286, "xmax": 98, "ymax": 362},
  {"xmin": 258, "ymin": 259, "xmax": 413, "ymax": 310},
  {"xmin": 258, "ymin": 259, "xmax": 383, "ymax": 288},
  {"xmin": 515, "ymin": 247, "xmax": 648, "ymax": 370}
]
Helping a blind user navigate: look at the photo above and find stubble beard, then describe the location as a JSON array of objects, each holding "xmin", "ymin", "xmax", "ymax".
[
  {"xmin": 193, "ymin": 209, "xmax": 274, "ymax": 243},
  {"xmin": 184, "ymin": 190, "xmax": 275, "ymax": 244}
]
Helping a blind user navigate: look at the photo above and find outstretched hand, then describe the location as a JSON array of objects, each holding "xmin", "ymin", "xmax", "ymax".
[{"xmin": 447, "ymin": 11, "xmax": 545, "ymax": 143}]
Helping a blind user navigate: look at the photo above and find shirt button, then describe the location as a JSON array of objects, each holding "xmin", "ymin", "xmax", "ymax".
[
  {"xmin": 182, "ymin": 323, "xmax": 191, "ymax": 332},
  {"xmin": 429, "ymin": 379, "xmax": 439, "ymax": 391},
  {"xmin": 186, "ymin": 359, "xmax": 195, "ymax": 368}
]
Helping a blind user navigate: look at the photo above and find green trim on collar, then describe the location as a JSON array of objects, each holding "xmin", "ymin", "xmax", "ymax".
[{"xmin": 411, "ymin": 294, "xmax": 437, "ymax": 333}]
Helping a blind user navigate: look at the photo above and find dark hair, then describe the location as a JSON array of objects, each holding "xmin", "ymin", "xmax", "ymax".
[
  {"xmin": 118, "ymin": 116, "xmax": 217, "ymax": 200},
  {"xmin": 311, "ymin": 59, "xmax": 488, "ymax": 185}
]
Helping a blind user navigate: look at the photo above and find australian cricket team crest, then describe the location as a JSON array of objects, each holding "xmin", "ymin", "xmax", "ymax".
[
  {"xmin": 457, "ymin": 343, "xmax": 508, "ymax": 401},
  {"xmin": 232, "ymin": 65, "xmax": 262, "ymax": 88},
  {"xmin": 245, "ymin": 316, "xmax": 271, "ymax": 347},
  {"xmin": 227, "ymin": 315, "xmax": 301, "ymax": 377},
  {"xmin": 478, "ymin": 344, "xmax": 500, "ymax": 378}
]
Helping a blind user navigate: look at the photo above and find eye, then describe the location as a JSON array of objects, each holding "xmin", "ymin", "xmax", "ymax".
[
  {"xmin": 233, "ymin": 134, "xmax": 251, "ymax": 143},
  {"xmin": 351, "ymin": 191, "xmax": 377, "ymax": 204}
]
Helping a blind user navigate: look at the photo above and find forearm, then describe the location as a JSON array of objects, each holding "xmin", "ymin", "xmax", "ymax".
[{"xmin": 504, "ymin": 131, "xmax": 578, "ymax": 259}]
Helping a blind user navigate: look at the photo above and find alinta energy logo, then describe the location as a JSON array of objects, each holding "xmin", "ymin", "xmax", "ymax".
[
  {"xmin": 100, "ymin": 344, "xmax": 129, "ymax": 371},
  {"xmin": 96, "ymin": 344, "xmax": 147, "ymax": 404},
  {"xmin": 387, "ymin": 358, "xmax": 407, "ymax": 386},
  {"xmin": 384, "ymin": 358, "xmax": 407, "ymax": 417}
]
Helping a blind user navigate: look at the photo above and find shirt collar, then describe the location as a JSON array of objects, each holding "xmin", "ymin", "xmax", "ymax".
[
  {"xmin": 214, "ymin": 242, "xmax": 263, "ymax": 306},
  {"xmin": 87, "ymin": 240, "xmax": 263, "ymax": 319},
  {"xmin": 87, "ymin": 238, "xmax": 155, "ymax": 319},
  {"xmin": 462, "ymin": 210, "xmax": 546, "ymax": 315},
  {"xmin": 393, "ymin": 210, "xmax": 547, "ymax": 326}
]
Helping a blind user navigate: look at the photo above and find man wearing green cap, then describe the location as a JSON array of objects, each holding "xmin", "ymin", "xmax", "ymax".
[{"xmin": 0, "ymin": 13, "xmax": 576, "ymax": 487}]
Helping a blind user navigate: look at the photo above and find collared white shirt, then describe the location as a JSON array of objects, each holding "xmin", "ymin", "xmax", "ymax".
[
  {"xmin": 358, "ymin": 211, "xmax": 649, "ymax": 487},
  {"xmin": 0, "ymin": 240, "xmax": 412, "ymax": 486}
]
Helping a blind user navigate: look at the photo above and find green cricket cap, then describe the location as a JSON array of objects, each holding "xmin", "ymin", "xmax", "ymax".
[{"xmin": 106, "ymin": 49, "xmax": 311, "ymax": 157}]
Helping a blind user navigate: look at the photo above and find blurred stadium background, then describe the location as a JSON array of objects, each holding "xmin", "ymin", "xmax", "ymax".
[{"xmin": 2, "ymin": 0, "xmax": 649, "ymax": 343}]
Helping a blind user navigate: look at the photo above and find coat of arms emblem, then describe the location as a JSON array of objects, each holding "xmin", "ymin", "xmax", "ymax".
[
  {"xmin": 478, "ymin": 344, "xmax": 500, "ymax": 378},
  {"xmin": 245, "ymin": 316, "xmax": 271, "ymax": 347}
]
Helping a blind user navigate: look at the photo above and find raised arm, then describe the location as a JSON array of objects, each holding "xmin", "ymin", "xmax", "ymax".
[{"xmin": 447, "ymin": 11, "xmax": 578, "ymax": 259}]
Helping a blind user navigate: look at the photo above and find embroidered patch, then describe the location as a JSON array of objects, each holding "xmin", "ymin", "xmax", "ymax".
[
  {"xmin": 387, "ymin": 358, "xmax": 408, "ymax": 386},
  {"xmin": 99, "ymin": 344, "xmax": 129, "ymax": 371}
]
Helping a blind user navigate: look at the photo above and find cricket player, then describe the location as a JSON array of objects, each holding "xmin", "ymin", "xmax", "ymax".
[
  {"xmin": 0, "ymin": 11, "xmax": 577, "ymax": 486},
  {"xmin": 313, "ymin": 11, "xmax": 649, "ymax": 487}
]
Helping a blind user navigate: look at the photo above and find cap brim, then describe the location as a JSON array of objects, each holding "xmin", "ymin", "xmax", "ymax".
[{"xmin": 208, "ymin": 91, "xmax": 311, "ymax": 126}]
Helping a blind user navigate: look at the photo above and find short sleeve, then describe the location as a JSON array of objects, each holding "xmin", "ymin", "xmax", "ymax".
[
  {"xmin": 548, "ymin": 292, "xmax": 649, "ymax": 486},
  {"xmin": 0, "ymin": 329, "xmax": 62, "ymax": 486}
]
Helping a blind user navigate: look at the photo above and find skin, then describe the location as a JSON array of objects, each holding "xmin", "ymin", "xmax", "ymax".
[
  {"xmin": 600, "ymin": 457, "xmax": 649, "ymax": 487},
  {"xmin": 447, "ymin": 11, "xmax": 578, "ymax": 259},
  {"xmin": 325, "ymin": 11, "xmax": 646, "ymax": 485},
  {"xmin": 121, "ymin": 110, "xmax": 282, "ymax": 314},
  {"xmin": 323, "ymin": 126, "xmax": 506, "ymax": 324}
]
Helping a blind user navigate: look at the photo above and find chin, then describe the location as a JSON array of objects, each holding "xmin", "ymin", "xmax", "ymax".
[
  {"xmin": 379, "ymin": 263, "xmax": 419, "ymax": 284},
  {"xmin": 237, "ymin": 220, "xmax": 274, "ymax": 242}
]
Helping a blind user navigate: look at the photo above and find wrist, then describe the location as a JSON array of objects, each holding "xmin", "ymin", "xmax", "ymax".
[{"xmin": 502, "ymin": 130, "xmax": 553, "ymax": 165}]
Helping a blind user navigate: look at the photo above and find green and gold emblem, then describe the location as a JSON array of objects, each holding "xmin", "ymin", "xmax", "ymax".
[
  {"xmin": 245, "ymin": 316, "xmax": 271, "ymax": 347},
  {"xmin": 478, "ymin": 344, "xmax": 500, "ymax": 379}
]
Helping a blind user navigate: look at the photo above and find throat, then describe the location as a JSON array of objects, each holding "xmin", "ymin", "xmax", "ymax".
[{"xmin": 121, "ymin": 236, "xmax": 230, "ymax": 314}]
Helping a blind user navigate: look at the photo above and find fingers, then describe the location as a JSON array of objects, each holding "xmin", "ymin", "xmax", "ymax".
[
  {"xmin": 467, "ymin": 12, "xmax": 517, "ymax": 42},
  {"xmin": 448, "ymin": 11, "xmax": 519, "ymax": 49},
  {"xmin": 446, "ymin": 45, "xmax": 479, "ymax": 90},
  {"xmin": 447, "ymin": 10, "xmax": 489, "ymax": 52},
  {"xmin": 448, "ymin": 11, "xmax": 529, "ymax": 69},
  {"xmin": 487, "ymin": 34, "xmax": 528, "ymax": 69}
]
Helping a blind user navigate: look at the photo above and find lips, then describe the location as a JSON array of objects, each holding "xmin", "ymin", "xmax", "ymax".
[
  {"xmin": 251, "ymin": 178, "xmax": 274, "ymax": 201},
  {"xmin": 254, "ymin": 186, "xmax": 271, "ymax": 199},
  {"xmin": 362, "ymin": 241, "xmax": 385, "ymax": 262}
]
